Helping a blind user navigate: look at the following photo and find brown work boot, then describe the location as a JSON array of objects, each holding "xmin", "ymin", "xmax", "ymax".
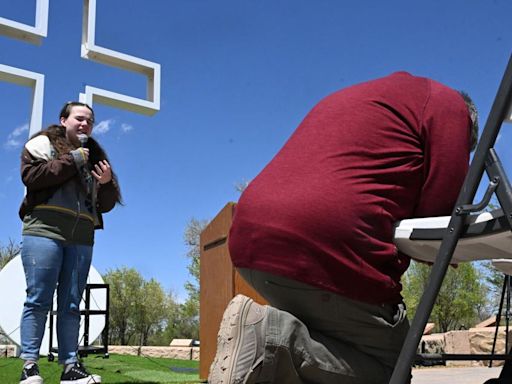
[{"xmin": 208, "ymin": 295, "xmax": 267, "ymax": 384}]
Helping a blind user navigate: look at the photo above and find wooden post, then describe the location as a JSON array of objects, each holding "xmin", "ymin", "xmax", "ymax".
[{"xmin": 199, "ymin": 202, "xmax": 267, "ymax": 381}]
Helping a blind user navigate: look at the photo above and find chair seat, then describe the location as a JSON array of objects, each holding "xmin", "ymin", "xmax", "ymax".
[{"xmin": 393, "ymin": 209, "xmax": 512, "ymax": 264}]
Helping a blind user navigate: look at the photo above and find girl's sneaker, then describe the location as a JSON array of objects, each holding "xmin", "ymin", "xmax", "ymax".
[
  {"xmin": 20, "ymin": 363, "xmax": 43, "ymax": 384},
  {"xmin": 60, "ymin": 362, "xmax": 101, "ymax": 384}
]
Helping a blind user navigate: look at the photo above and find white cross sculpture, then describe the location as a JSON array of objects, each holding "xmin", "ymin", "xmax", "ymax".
[{"xmin": 0, "ymin": 0, "xmax": 161, "ymax": 137}]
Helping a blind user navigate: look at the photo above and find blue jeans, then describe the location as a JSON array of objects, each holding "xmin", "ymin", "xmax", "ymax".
[{"xmin": 20, "ymin": 235, "xmax": 93, "ymax": 365}]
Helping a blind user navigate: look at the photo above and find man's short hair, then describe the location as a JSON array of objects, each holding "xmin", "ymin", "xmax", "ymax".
[{"xmin": 458, "ymin": 91, "xmax": 479, "ymax": 152}]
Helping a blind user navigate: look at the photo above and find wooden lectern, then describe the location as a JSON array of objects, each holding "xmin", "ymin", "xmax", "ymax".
[{"xmin": 199, "ymin": 202, "xmax": 268, "ymax": 381}]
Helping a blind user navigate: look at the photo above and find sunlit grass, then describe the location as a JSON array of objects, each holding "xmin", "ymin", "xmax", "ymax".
[{"xmin": 0, "ymin": 354, "xmax": 201, "ymax": 383}]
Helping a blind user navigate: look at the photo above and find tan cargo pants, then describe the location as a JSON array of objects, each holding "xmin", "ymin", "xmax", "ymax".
[{"xmin": 237, "ymin": 268, "xmax": 410, "ymax": 384}]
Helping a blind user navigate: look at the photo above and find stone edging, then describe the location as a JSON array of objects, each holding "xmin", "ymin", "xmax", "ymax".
[
  {"xmin": 0, "ymin": 345, "xmax": 200, "ymax": 361},
  {"xmin": 108, "ymin": 345, "xmax": 200, "ymax": 360}
]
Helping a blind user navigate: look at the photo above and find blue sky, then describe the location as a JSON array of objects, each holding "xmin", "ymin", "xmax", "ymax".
[{"xmin": 1, "ymin": 0, "xmax": 512, "ymax": 301}]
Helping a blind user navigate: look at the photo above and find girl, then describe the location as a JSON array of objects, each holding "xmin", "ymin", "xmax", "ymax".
[{"xmin": 18, "ymin": 102, "xmax": 121, "ymax": 384}]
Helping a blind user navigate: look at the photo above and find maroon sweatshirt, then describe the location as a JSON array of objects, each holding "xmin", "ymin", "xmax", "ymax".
[{"xmin": 229, "ymin": 72, "xmax": 471, "ymax": 304}]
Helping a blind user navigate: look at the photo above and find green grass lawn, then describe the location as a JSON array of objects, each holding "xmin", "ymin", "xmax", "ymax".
[{"xmin": 0, "ymin": 354, "xmax": 202, "ymax": 383}]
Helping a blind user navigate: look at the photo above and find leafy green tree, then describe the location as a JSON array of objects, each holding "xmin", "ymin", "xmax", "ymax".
[
  {"xmin": 183, "ymin": 218, "xmax": 209, "ymax": 303},
  {"xmin": 480, "ymin": 198, "xmax": 504, "ymax": 299},
  {"xmin": 103, "ymin": 267, "xmax": 144, "ymax": 345},
  {"xmin": 477, "ymin": 259, "xmax": 510, "ymax": 325},
  {"xmin": 132, "ymin": 278, "xmax": 167, "ymax": 347},
  {"xmin": 182, "ymin": 218, "xmax": 209, "ymax": 338},
  {"xmin": 469, "ymin": 200, "xmax": 506, "ymax": 319},
  {"xmin": 403, "ymin": 260, "xmax": 487, "ymax": 332},
  {"xmin": 175, "ymin": 298, "xmax": 200, "ymax": 339},
  {"xmin": 149, "ymin": 291, "xmax": 199, "ymax": 344},
  {"xmin": 148, "ymin": 292, "xmax": 181, "ymax": 345},
  {"xmin": 104, "ymin": 268, "xmax": 181, "ymax": 347}
]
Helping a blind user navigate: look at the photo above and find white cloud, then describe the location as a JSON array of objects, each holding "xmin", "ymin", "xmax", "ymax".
[
  {"xmin": 94, "ymin": 119, "xmax": 114, "ymax": 135},
  {"xmin": 11, "ymin": 123, "xmax": 29, "ymax": 137},
  {"xmin": 5, "ymin": 138, "xmax": 21, "ymax": 148},
  {"xmin": 4, "ymin": 123, "xmax": 29, "ymax": 149},
  {"xmin": 121, "ymin": 123, "xmax": 134, "ymax": 133}
]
